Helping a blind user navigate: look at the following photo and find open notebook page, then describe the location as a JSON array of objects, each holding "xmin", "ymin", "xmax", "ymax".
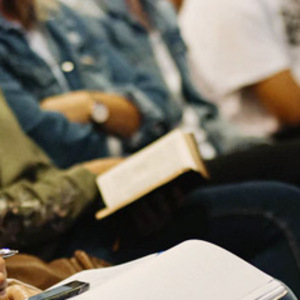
[{"xmin": 48, "ymin": 240, "xmax": 286, "ymax": 300}]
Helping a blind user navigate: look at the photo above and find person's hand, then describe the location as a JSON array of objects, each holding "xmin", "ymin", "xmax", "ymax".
[
  {"xmin": 4, "ymin": 284, "xmax": 41, "ymax": 300},
  {"xmin": 0, "ymin": 257, "xmax": 41, "ymax": 300},
  {"xmin": 41, "ymin": 90, "xmax": 141, "ymax": 137},
  {"xmin": 0, "ymin": 258, "xmax": 7, "ymax": 298},
  {"xmin": 41, "ymin": 91, "xmax": 93, "ymax": 123},
  {"xmin": 82, "ymin": 158, "xmax": 124, "ymax": 175}
]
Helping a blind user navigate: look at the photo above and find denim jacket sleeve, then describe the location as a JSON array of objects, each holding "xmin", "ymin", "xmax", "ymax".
[
  {"xmin": 102, "ymin": 43, "xmax": 175, "ymax": 151},
  {"xmin": 63, "ymin": 7, "xmax": 177, "ymax": 150},
  {"xmin": 0, "ymin": 65, "xmax": 110, "ymax": 168}
]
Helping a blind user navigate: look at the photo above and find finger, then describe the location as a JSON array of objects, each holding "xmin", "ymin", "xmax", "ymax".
[
  {"xmin": 0, "ymin": 274, "xmax": 7, "ymax": 295},
  {"xmin": 0, "ymin": 258, "xmax": 6, "ymax": 278},
  {"xmin": 0, "ymin": 294, "xmax": 8, "ymax": 300},
  {"xmin": 7, "ymin": 285, "xmax": 40, "ymax": 300}
]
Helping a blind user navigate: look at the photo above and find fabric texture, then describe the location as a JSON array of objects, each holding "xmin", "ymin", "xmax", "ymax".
[
  {"xmin": 61, "ymin": 0, "xmax": 266, "ymax": 157},
  {"xmin": 0, "ymin": 3, "xmax": 174, "ymax": 168}
]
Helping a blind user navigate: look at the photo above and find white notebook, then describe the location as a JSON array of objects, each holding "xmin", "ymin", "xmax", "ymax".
[{"xmin": 49, "ymin": 240, "xmax": 288, "ymax": 300}]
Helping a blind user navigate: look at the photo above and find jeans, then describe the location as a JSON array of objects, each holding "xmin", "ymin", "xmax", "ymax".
[
  {"xmin": 55, "ymin": 181, "xmax": 300, "ymax": 297},
  {"xmin": 206, "ymin": 138, "xmax": 300, "ymax": 187}
]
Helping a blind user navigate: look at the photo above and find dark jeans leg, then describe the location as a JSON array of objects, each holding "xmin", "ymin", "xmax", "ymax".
[
  {"xmin": 55, "ymin": 182, "xmax": 300, "ymax": 296},
  {"xmin": 205, "ymin": 139, "xmax": 300, "ymax": 187},
  {"xmin": 187, "ymin": 182, "xmax": 300, "ymax": 296},
  {"xmin": 115, "ymin": 182, "xmax": 300, "ymax": 297}
]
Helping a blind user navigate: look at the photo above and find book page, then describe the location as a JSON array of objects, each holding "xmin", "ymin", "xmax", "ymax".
[
  {"xmin": 53, "ymin": 241, "xmax": 285, "ymax": 300},
  {"xmin": 49, "ymin": 254, "xmax": 156, "ymax": 289},
  {"xmin": 96, "ymin": 130, "xmax": 202, "ymax": 215},
  {"xmin": 184, "ymin": 133, "xmax": 209, "ymax": 178}
]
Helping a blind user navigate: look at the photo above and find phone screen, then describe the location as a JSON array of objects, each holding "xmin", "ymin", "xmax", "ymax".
[
  {"xmin": 31, "ymin": 286, "xmax": 72, "ymax": 300},
  {"xmin": 29, "ymin": 281, "xmax": 89, "ymax": 300}
]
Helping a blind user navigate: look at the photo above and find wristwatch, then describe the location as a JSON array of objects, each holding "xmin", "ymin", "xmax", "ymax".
[{"xmin": 90, "ymin": 102, "xmax": 110, "ymax": 125}]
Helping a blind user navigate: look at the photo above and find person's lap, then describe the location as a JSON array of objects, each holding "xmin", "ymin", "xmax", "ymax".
[
  {"xmin": 206, "ymin": 138, "xmax": 300, "ymax": 187},
  {"xmin": 55, "ymin": 181, "xmax": 300, "ymax": 296}
]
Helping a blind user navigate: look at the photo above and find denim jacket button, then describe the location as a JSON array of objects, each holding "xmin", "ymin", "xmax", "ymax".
[{"xmin": 61, "ymin": 61, "xmax": 75, "ymax": 73}]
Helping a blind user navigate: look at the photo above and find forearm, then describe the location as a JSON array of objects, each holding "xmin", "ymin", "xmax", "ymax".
[
  {"xmin": 0, "ymin": 166, "xmax": 98, "ymax": 248},
  {"xmin": 89, "ymin": 91, "xmax": 141, "ymax": 137},
  {"xmin": 0, "ymin": 69, "xmax": 109, "ymax": 168},
  {"xmin": 82, "ymin": 157, "xmax": 124, "ymax": 175},
  {"xmin": 41, "ymin": 91, "xmax": 141, "ymax": 138},
  {"xmin": 251, "ymin": 69, "xmax": 300, "ymax": 126},
  {"xmin": 41, "ymin": 92, "xmax": 92, "ymax": 124}
]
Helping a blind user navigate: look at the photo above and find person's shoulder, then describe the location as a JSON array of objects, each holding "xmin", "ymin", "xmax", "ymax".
[
  {"xmin": 181, "ymin": 0, "xmax": 264, "ymax": 21},
  {"xmin": 208, "ymin": 0, "xmax": 274, "ymax": 25}
]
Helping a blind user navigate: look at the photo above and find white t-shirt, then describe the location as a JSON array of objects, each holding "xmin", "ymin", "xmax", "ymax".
[
  {"xmin": 149, "ymin": 31, "xmax": 216, "ymax": 158},
  {"xmin": 27, "ymin": 27, "xmax": 70, "ymax": 92},
  {"xmin": 179, "ymin": 0, "xmax": 300, "ymax": 137}
]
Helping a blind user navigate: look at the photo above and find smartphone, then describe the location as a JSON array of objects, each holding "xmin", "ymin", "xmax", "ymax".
[{"xmin": 28, "ymin": 281, "xmax": 90, "ymax": 300}]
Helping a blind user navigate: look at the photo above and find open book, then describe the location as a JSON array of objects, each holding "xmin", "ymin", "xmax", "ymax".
[
  {"xmin": 48, "ymin": 240, "xmax": 290, "ymax": 300},
  {"xmin": 96, "ymin": 129, "xmax": 208, "ymax": 219}
]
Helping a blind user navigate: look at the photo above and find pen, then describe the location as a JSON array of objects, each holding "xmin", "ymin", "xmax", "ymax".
[{"xmin": 0, "ymin": 248, "xmax": 18, "ymax": 259}]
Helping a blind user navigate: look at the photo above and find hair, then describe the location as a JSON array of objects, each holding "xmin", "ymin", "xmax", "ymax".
[
  {"xmin": 1, "ymin": 0, "xmax": 58, "ymax": 29},
  {"xmin": 35, "ymin": 0, "xmax": 59, "ymax": 22}
]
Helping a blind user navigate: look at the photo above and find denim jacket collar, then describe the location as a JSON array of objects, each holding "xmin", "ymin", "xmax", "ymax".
[
  {"xmin": 0, "ymin": 13, "xmax": 25, "ymax": 33},
  {"xmin": 100, "ymin": 0, "xmax": 176, "ymax": 34}
]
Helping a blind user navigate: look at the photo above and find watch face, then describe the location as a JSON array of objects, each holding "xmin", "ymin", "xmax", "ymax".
[{"xmin": 92, "ymin": 102, "xmax": 109, "ymax": 124}]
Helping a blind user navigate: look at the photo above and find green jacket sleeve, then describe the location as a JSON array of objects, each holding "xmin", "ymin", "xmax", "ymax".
[
  {"xmin": 0, "ymin": 166, "xmax": 98, "ymax": 248},
  {"xmin": 0, "ymin": 92, "xmax": 99, "ymax": 248}
]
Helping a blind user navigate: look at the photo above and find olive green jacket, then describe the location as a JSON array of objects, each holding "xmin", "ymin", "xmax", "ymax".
[{"xmin": 0, "ymin": 93, "xmax": 98, "ymax": 249}]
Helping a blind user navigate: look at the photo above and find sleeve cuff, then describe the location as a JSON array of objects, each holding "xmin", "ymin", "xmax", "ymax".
[{"xmin": 63, "ymin": 166, "xmax": 99, "ymax": 204}]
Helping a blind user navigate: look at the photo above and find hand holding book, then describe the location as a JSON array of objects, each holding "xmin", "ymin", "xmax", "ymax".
[{"xmin": 95, "ymin": 129, "xmax": 209, "ymax": 221}]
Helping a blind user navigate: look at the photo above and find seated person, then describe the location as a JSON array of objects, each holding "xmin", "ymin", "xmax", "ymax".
[
  {"xmin": 61, "ymin": 0, "xmax": 263, "ymax": 158},
  {"xmin": 1, "ymin": 90, "xmax": 300, "ymax": 295},
  {"xmin": 2, "ymin": 0, "xmax": 300, "ymax": 191},
  {"xmin": 59, "ymin": 0, "xmax": 300, "ymax": 190},
  {"xmin": 178, "ymin": 0, "xmax": 300, "ymax": 188},
  {"xmin": 180, "ymin": 0, "xmax": 300, "ymax": 139},
  {"xmin": 0, "ymin": 0, "xmax": 177, "ymax": 169}
]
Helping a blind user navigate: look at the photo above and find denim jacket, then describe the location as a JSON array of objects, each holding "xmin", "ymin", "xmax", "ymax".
[
  {"xmin": 0, "ymin": 4, "xmax": 174, "ymax": 168},
  {"xmin": 84, "ymin": 0, "xmax": 269, "ymax": 155}
]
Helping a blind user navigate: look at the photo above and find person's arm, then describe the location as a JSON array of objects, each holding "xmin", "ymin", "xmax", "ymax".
[
  {"xmin": 0, "ymin": 165, "xmax": 97, "ymax": 248},
  {"xmin": 0, "ymin": 257, "xmax": 41, "ymax": 300},
  {"xmin": 249, "ymin": 69, "xmax": 300, "ymax": 126},
  {"xmin": 0, "ymin": 66, "xmax": 111, "ymax": 168},
  {"xmin": 41, "ymin": 90, "xmax": 141, "ymax": 138},
  {"xmin": 5, "ymin": 281, "xmax": 41, "ymax": 300},
  {"xmin": 168, "ymin": 0, "xmax": 184, "ymax": 11},
  {"xmin": 0, "ymin": 156, "xmax": 123, "ymax": 248},
  {"xmin": 82, "ymin": 157, "xmax": 124, "ymax": 174},
  {"xmin": 180, "ymin": 0, "xmax": 295, "ymax": 122}
]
